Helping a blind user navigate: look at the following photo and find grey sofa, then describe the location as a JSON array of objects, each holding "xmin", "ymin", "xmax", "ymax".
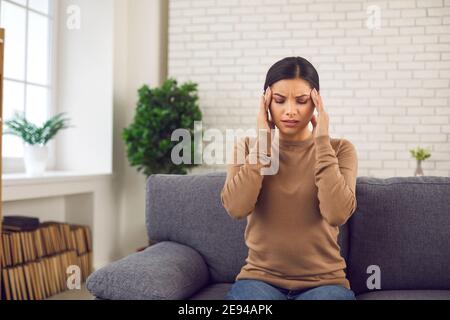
[{"xmin": 86, "ymin": 172, "xmax": 450, "ymax": 300}]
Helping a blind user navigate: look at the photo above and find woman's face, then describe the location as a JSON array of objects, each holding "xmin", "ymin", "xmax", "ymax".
[{"xmin": 268, "ymin": 78, "xmax": 315, "ymax": 138}]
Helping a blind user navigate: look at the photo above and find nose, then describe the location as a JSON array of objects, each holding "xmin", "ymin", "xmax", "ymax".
[{"xmin": 286, "ymin": 100, "xmax": 296, "ymax": 116}]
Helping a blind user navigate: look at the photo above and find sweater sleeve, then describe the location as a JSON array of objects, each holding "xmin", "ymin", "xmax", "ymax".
[
  {"xmin": 314, "ymin": 135, "xmax": 358, "ymax": 227},
  {"xmin": 220, "ymin": 136, "xmax": 271, "ymax": 220}
]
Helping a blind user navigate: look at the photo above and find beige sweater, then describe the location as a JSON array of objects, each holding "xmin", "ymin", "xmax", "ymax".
[{"xmin": 220, "ymin": 132, "xmax": 358, "ymax": 290}]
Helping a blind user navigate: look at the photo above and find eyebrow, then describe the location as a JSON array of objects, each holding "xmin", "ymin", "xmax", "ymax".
[{"xmin": 273, "ymin": 93, "xmax": 310, "ymax": 98}]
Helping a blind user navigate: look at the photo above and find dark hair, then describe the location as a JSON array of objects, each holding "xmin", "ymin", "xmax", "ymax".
[{"xmin": 263, "ymin": 56, "xmax": 320, "ymax": 93}]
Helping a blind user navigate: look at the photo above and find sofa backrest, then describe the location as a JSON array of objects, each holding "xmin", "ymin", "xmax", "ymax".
[
  {"xmin": 347, "ymin": 176, "xmax": 450, "ymax": 295},
  {"xmin": 145, "ymin": 172, "xmax": 349, "ymax": 283}
]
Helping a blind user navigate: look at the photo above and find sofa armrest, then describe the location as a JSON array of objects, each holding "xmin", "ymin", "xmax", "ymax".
[{"xmin": 86, "ymin": 241, "xmax": 210, "ymax": 300}]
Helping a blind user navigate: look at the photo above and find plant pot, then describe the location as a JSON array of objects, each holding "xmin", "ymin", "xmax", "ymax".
[
  {"xmin": 414, "ymin": 159, "xmax": 424, "ymax": 177},
  {"xmin": 24, "ymin": 144, "xmax": 48, "ymax": 176}
]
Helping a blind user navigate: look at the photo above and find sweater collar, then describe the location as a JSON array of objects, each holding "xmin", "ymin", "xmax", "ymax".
[{"xmin": 277, "ymin": 133, "xmax": 315, "ymax": 149}]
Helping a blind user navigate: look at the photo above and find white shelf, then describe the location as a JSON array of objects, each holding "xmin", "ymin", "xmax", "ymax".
[
  {"xmin": 3, "ymin": 170, "xmax": 113, "ymax": 187},
  {"xmin": 2, "ymin": 171, "xmax": 113, "ymax": 202},
  {"xmin": 3, "ymin": 170, "xmax": 116, "ymax": 271}
]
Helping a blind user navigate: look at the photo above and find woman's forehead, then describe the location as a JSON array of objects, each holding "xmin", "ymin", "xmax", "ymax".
[{"xmin": 271, "ymin": 79, "xmax": 311, "ymax": 95}]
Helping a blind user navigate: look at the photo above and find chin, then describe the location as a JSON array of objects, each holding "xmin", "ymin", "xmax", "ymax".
[{"xmin": 278, "ymin": 127, "xmax": 303, "ymax": 136}]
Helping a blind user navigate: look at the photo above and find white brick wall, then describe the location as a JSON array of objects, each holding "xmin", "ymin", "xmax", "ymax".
[{"xmin": 168, "ymin": 0, "xmax": 450, "ymax": 177}]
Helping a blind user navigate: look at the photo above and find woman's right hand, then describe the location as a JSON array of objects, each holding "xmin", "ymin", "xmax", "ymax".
[
  {"xmin": 258, "ymin": 86, "xmax": 275, "ymax": 132},
  {"xmin": 256, "ymin": 86, "xmax": 275, "ymax": 155}
]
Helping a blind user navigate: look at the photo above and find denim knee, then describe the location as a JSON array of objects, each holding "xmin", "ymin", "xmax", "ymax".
[
  {"xmin": 294, "ymin": 285, "xmax": 356, "ymax": 300},
  {"xmin": 225, "ymin": 279, "xmax": 287, "ymax": 300}
]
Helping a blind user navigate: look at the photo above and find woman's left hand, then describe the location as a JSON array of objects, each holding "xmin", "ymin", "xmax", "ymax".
[{"xmin": 310, "ymin": 88, "xmax": 329, "ymax": 139}]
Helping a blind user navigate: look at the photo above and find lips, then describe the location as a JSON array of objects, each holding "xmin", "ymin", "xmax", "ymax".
[{"xmin": 281, "ymin": 119, "xmax": 300, "ymax": 128}]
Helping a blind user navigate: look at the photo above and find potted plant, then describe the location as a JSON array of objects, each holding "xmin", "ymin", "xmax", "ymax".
[
  {"xmin": 409, "ymin": 146, "xmax": 431, "ymax": 177},
  {"xmin": 4, "ymin": 111, "xmax": 72, "ymax": 176},
  {"xmin": 122, "ymin": 78, "xmax": 203, "ymax": 177}
]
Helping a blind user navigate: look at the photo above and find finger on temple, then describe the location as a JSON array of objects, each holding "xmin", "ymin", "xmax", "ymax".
[{"xmin": 260, "ymin": 95, "xmax": 266, "ymax": 111}]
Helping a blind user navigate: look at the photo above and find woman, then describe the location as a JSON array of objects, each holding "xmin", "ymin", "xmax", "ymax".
[{"xmin": 220, "ymin": 57, "xmax": 358, "ymax": 300}]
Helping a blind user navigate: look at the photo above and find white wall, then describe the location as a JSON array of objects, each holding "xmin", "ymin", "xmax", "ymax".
[
  {"xmin": 54, "ymin": 0, "xmax": 168, "ymax": 259},
  {"xmin": 56, "ymin": 0, "xmax": 168, "ymax": 259},
  {"xmin": 168, "ymin": 0, "xmax": 450, "ymax": 177},
  {"xmin": 56, "ymin": 0, "xmax": 114, "ymax": 174},
  {"xmin": 112, "ymin": 0, "xmax": 168, "ymax": 256}
]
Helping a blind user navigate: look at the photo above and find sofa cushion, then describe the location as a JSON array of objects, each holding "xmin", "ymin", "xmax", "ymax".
[
  {"xmin": 86, "ymin": 241, "xmax": 209, "ymax": 300},
  {"xmin": 347, "ymin": 176, "xmax": 450, "ymax": 295},
  {"xmin": 146, "ymin": 172, "xmax": 248, "ymax": 283}
]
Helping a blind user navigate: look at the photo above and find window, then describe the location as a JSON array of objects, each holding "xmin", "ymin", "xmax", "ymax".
[{"xmin": 1, "ymin": 0, "xmax": 55, "ymax": 165}]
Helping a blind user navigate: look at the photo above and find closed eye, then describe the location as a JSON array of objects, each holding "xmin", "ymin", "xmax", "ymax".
[
  {"xmin": 274, "ymin": 98, "xmax": 309, "ymax": 104},
  {"xmin": 298, "ymin": 97, "xmax": 310, "ymax": 104}
]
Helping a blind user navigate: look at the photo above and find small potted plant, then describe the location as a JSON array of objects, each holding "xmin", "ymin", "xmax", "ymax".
[
  {"xmin": 409, "ymin": 146, "xmax": 431, "ymax": 177},
  {"xmin": 4, "ymin": 111, "xmax": 72, "ymax": 176}
]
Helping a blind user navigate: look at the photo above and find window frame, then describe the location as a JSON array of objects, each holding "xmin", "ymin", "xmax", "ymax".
[{"xmin": 1, "ymin": 0, "xmax": 57, "ymax": 173}]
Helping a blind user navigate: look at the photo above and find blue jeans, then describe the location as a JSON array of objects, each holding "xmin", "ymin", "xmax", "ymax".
[{"xmin": 225, "ymin": 279, "xmax": 356, "ymax": 300}]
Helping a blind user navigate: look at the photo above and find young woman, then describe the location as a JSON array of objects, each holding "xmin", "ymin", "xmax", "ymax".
[{"xmin": 221, "ymin": 57, "xmax": 358, "ymax": 300}]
